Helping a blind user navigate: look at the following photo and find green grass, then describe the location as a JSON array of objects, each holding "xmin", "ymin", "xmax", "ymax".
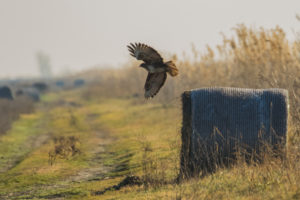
[
  {"xmin": 0, "ymin": 112, "xmax": 44, "ymax": 173},
  {"xmin": 0, "ymin": 89, "xmax": 299, "ymax": 199}
]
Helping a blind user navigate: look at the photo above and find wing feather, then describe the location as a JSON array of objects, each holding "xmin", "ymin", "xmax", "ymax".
[
  {"xmin": 144, "ymin": 72, "xmax": 167, "ymax": 98},
  {"xmin": 127, "ymin": 43, "xmax": 163, "ymax": 64}
]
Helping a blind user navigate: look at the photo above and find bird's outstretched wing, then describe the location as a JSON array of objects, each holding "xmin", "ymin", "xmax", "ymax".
[
  {"xmin": 144, "ymin": 72, "xmax": 167, "ymax": 98},
  {"xmin": 127, "ymin": 43, "xmax": 163, "ymax": 64}
]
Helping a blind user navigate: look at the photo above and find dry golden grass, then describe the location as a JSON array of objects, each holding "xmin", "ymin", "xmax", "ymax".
[
  {"xmin": 79, "ymin": 24, "xmax": 300, "ymax": 198},
  {"xmin": 1, "ymin": 24, "xmax": 298, "ymax": 199},
  {"xmin": 83, "ymin": 24, "xmax": 300, "ymax": 142}
]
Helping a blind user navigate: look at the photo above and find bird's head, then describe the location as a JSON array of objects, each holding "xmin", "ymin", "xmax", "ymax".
[{"xmin": 140, "ymin": 63, "xmax": 147, "ymax": 69}]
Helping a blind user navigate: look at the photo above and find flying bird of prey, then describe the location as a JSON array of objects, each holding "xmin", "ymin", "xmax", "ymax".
[{"xmin": 127, "ymin": 43, "xmax": 179, "ymax": 98}]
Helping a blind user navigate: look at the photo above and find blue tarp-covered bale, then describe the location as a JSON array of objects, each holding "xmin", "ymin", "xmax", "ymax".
[
  {"xmin": 55, "ymin": 80, "xmax": 64, "ymax": 87},
  {"xmin": 0, "ymin": 86, "xmax": 13, "ymax": 100},
  {"xmin": 16, "ymin": 88, "xmax": 40, "ymax": 102},
  {"xmin": 74, "ymin": 79, "xmax": 85, "ymax": 87},
  {"xmin": 180, "ymin": 87, "xmax": 289, "ymax": 178},
  {"xmin": 32, "ymin": 82, "xmax": 48, "ymax": 92}
]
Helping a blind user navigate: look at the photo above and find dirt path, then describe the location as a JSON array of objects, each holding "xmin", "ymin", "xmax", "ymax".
[
  {"xmin": 0, "ymin": 93, "xmax": 118, "ymax": 199},
  {"xmin": 68, "ymin": 130, "xmax": 113, "ymax": 183}
]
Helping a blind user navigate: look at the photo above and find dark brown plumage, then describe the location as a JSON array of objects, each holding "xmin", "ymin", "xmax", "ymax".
[{"xmin": 127, "ymin": 43, "xmax": 178, "ymax": 98}]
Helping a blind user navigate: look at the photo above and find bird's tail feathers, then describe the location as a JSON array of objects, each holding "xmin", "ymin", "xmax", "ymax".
[{"xmin": 165, "ymin": 61, "xmax": 178, "ymax": 77}]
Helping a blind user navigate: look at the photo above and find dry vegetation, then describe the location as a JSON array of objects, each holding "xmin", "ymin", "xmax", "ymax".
[
  {"xmin": 84, "ymin": 24, "xmax": 300, "ymax": 144},
  {"xmin": 80, "ymin": 24, "xmax": 300, "ymax": 197},
  {"xmin": 0, "ymin": 97, "xmax": 34, "ymax": 135},
  {"xmin": 1, "ymin": 24, "xmax": 300, "ymax": 199},
  {"xmin": 48, "ymin": 136, "xmax": 81, "ymax": 165}
]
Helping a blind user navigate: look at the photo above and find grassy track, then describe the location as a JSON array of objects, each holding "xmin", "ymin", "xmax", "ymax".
[
  {"xmin": 0, "ymin": 90, "xmax": 181, "ymax": 199},
  {"xmin": 0, "ymin": 89, "xmax": 299, "ymax": 199}
]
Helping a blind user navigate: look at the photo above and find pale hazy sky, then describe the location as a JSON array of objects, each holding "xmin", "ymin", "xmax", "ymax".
[{"xmin": 0, "ymin": 0, "xmax": 299, "ymax": 78}]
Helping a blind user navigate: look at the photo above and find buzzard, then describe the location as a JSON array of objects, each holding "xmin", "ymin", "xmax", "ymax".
[{"xmin": 127, "ymin": 43, "xmax": 178, "ymax": 98}]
